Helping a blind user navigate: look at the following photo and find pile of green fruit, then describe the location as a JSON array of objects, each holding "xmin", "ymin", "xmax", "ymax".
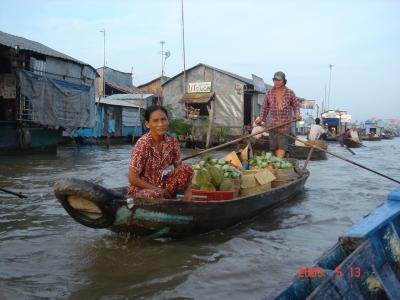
[
  {"xmin": 248, "ymin": 152, "xmax": 293, "ymax": 169},
  {"xmin": 191, "ymin": 156, "xmax": 241, "ymax": 191}
]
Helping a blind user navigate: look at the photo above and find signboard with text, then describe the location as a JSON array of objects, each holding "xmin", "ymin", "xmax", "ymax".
[
  {"xmin": 188, "ymin": 82, "xmax": 212, "ymax": 93},
  {"xmin": 340, "ymin": 114, "xmax": 352, "ymax": 122},
  {"xmin": 300, "ymin": 99, "xmax": 316, "ymax": 109}
]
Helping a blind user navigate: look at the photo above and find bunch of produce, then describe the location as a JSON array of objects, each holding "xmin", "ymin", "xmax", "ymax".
[
  {"xmin": 186, "ymin": 106, "xmax": 201, "ymax": 119},
  {"xmin": 191, "ymin": 156, "xmax": 241, "ymax": 191},
  {"xmin": 248, "ymin": 152, "xmax": 293, "ymax": 169}
]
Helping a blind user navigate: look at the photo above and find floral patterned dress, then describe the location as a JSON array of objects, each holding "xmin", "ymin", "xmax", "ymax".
[{"xmin": 128, "ymin": 132, "xmax": 193, "ymax": 199}]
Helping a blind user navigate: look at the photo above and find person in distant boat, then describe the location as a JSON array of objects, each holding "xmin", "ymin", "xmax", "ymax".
[
  {"xmin": 350, "ymin": 126, "xmax": 360, "ymax": 142},
  {"xmin": 308, "ymin": 118, "xmax": 327, "ymax": 141},
  {"xmin": 339, "ymin": 128, "xmax": 350, "ymax": 146},
  {"xmin": 128, "ymin": 105, "xmax": 193, "ymax": 200},
  {"xmin": 254, "ymin": 71, "xmax": 302, "ymax": 158},
  {"xmin": 369, "ymin": 131, "xmax": 378, "ymax": 138}
]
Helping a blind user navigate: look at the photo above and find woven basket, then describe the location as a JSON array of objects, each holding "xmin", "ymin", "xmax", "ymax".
[
  {"xmin": 271, "ymin": 168, "xmax": 298, "ymax": 188},
  {"xmin": 272, "ymin": 168, "xmax": 297, "ymax": 180}
]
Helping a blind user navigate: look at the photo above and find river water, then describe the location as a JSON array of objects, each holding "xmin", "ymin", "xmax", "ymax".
[{"xmin": 0, "ymin": 139, "xmax": 399, "ymax": 299}]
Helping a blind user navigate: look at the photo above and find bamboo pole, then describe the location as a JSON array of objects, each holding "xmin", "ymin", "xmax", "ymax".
[
  {"xmin": 182, "ymin": 119, "xmax": 296, "ymax": 161},
  {"xmin": 205, "ymin": 102, "xmax": 215, "ymax": 149},
  {"xmin": 0, "ymin": 188, "xmax": 27, "ymax": 199}
]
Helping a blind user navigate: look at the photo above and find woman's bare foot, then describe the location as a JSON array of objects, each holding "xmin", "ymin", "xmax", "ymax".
[{"xmin": 183, "ymin": 185, "xmax": 192, "ymax": 200}]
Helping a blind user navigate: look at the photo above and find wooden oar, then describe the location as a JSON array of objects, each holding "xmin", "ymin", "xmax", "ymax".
[
  {"xmin": 345, "ymin": 146, "xmax": 356, "ymax": 155},
  {"xmin": 0, "ymin": 187, "xmax": 27, "ymax": 199},
  {"xmin": 281, "ymin": 132, "xmax": 400, "ymax": 185},
  {"xmin": 352, "ymin": 139, "xmax": 366, "ymax": 147},
  {"xmin": 182, "ymin": 119, "xmax": 297, "ymax": 161}
]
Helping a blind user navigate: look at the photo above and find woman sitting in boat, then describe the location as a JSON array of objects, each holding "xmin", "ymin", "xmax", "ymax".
[{"xmin": 128, "ymin": 105, "xmax": 193, "ymax": 200}]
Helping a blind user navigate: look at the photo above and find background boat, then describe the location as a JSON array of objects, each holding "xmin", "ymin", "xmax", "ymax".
[
  {"xmin": 343, "ymin": 138, "xmax": 363, "ymax": 148},
  {"xmin": 361, "ymin": 135, "xmax": 382, "ymax": 141},
  {"xmin": 250, "ymin": 137, "xmax": 327, "ymax": 160}
]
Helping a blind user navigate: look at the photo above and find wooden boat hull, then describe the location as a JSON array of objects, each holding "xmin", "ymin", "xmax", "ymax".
[
  {"xmin": 381, "ymin": 135, "xmax": 394, "ymax": 140},
  {"xmin": 250, "ymin": 137, "xmax": 327, "ymax": 160},
  {"xmin": 276, "ymin": 186, "xmax": 400, "ymax": 299},
  {"xmin": 343, "ymin": 138, "xmax": 363, "ymax": 148},
  {"xmin": 54, "ymin": 171, "xmax": 309, "ymax": 238},
  {"xmin": 287, "ymin": 145, "xmax": 327, "ymax": 160},
  {"xmin": 325, "ymin": 136, "xmax": 338, "ymax": 142},
  {"xmin": 361, "ymin": 136, "xmax": 382, "ymax": 141}
]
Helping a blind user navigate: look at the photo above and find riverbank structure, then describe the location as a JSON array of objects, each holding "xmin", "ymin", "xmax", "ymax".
[
  {"xmin": 162, "ymin": 63, "xmax": 272, "ymax": 145},
  {"xmin": 0, "ymin": 30, "xmax": 97, "ymax": 154}
]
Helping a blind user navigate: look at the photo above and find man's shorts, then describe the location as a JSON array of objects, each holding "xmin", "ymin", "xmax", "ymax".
[{"xmin": 269, "ymin": 130, "xmax": 289, "ymax": 151}]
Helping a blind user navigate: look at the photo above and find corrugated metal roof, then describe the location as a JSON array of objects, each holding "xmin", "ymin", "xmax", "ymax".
[
  {"xmin": 136, "ymin": 76, "xmax": 170, "ymax": 88},
  {"xmin": 106, "ymin": 82, "xmax": 136, "ymax": 93},
  {"xmin": 97, "ymin": 66, "xmax": 132, "ymax": 75},
  {"xmin": 203, "ymin": 64, "xmax": 254, "ymax": 85},
  {"xmin": 162, "ymin": 63, "xmax": 272, "ymax": 90},
  {"xmin": 97, "ymin": 97, "xmax": 141, "ymax": 108},
  {"xmin": 107, "ymin": 93, "xmax": 153, "ymax": 100},
  {"xmin": 0, "ymin": 30, "xmax": 96, "ymax": 71}
]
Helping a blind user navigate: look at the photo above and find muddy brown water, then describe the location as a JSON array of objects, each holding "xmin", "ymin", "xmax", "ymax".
[{"xmin": 0, "ymin": 139, "xmax": 399, "ymax": 299}]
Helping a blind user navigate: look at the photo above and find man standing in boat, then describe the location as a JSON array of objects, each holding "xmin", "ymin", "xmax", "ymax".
[
  {"xmin": 255, "ymin": 71, "xmax": 302, "ymax": 158},
  {"xmin": 349, "ymin": 126, "xmax": 360, "ymax": 142}
]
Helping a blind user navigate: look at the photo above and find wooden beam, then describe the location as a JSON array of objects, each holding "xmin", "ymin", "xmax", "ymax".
[{"xmin": 205, "ymin": 101, "xmax": 215, "ymax": 149}]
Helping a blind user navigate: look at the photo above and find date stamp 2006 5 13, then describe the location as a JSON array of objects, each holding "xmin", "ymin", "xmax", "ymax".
[{"xmin": 297, "ymin": 267, "xmax": 361, "ymax": 279}]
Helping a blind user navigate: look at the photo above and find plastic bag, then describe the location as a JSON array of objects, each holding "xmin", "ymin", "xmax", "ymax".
[{"xmin": 251, "ymin": 125, "xmax": 268, "ymax": 139}]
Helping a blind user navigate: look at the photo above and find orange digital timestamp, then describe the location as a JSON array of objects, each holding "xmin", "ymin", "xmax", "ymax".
[
  {"xmin": 297, "ymin": 267, "xmax": 361, "ymax": 279},
  {"xmin": 335, "ymin": 266, "xmax": 361, "ymax": 278},
  {"xmin": 297, "ymin": 267, "xmax": 324, "ymax": 278}
]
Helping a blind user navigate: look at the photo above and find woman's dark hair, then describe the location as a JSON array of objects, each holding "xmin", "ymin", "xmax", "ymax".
[
  {"xmin": 144, "ymin": 105, "xmax": 169, "ymax": 122},
  {"xmin": 315, "ymin": 118, "xmax": 321, "ymax": 124}
]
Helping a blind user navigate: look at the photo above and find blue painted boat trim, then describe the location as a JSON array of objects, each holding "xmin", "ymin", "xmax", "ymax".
[
  {"xmin": 343, "ymin": 194, "xmax": 400, "ymax": 239},
  {"xmin": 134, "ymin": 208, "xmax": 193, "ymax": 224},
  {"xmin": 147, "ymin": 227, "xmax": 171, "ymax": 239},
  {"xmin": 114, "ymin": 206, "xmax": 132, "ymax": 225},
  {"xmin": 275, "ymin": 185, "xmax": 400, "ymax": 299},
  {"xmin": 388, "ymin": 186, "xmax": 400, "ymax": 201}
]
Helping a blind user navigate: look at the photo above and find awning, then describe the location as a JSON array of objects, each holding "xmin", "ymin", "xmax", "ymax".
[
  {"xmin": 106, "ymin": 82, "xmax": 137, "ymax": 93},
  {"xmin": 181, "ymin": 92, "xmax": 215, "ymax": 104}
]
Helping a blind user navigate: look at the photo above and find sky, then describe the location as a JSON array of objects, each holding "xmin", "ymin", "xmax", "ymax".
[{"xmin": 1, "ymin": 0, "xmax": 399, "ymax": 121}]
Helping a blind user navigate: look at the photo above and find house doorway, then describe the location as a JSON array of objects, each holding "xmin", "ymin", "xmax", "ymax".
[{"xmin": 243, "ymin": 93, "xmax": 252, "ymax": 126}]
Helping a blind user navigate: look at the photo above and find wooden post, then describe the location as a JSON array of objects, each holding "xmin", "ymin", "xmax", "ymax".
[
  {"xmin": 191, "ymin": 118, "xmax": 195, "ymax": 138},
  {"xmin": 105, "ymin": 109, "xmax": 110, "ymax": 149},
  {"xmin": 132, "ymin": 126, "xmax": 136, "ymax": 145},
  {"xmin": 205, "ymin": 101, "xmax": 215, "ymax": 149},
  {"xmin": 106, "ymin": 133, "xmax": 110, "ymax": 149}
]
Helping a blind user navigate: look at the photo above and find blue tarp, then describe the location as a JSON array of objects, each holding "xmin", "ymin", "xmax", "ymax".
[
  {"xmin": 322, "ymin": 117, "xmax": 340, "ymax": 125},
  {"xmin": 18, "ymin": 70, "xmax": 95, "ymax": 130}
]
